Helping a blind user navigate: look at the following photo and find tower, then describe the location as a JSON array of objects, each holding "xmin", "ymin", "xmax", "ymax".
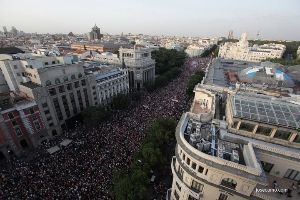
[
  {"xmin": 88, "ymin": 24, "xmax": 102, "ymax": 41},
  {"xmin": 228, "ymin": 30, "xmax": 234, "ymax": 40}
]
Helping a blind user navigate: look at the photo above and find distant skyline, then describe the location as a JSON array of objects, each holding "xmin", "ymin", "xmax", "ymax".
[{"xmin": 0, "ymin": 0, "xmax": 300, "ymax": 40}]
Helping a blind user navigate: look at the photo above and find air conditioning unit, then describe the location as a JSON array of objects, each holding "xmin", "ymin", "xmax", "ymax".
[{"xmin": 196, "ymin": 142, "xmax": 204, "ymax": 151}]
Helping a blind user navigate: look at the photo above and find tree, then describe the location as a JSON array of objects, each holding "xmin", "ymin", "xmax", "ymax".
[
  {"xmin": 111, "ymin": 94, "xmax": 130, "ymax": 110},
  {"xmin": 81, "ymin": 106, "xmax": 111, "ymax": 126},
  {"xmin": 186, "ymin": 70, "xmax": 205, "ymax": 97},
  {"xmin": 141, "ymin": 142, "xmax": 162, "ymax": 167},
  {"xmin": 112, "ymin": 118, "xmax": 177, "ymax": 200}
]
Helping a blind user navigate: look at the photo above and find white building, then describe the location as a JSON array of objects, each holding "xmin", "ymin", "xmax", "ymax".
[
  {"xmin": 297, "ymin": 47, "xmax": 300, "ymax": 58},
  {"xmin": 95, "ymin": 46, "xmax": 155, "ymax": 90},
  {"xmin": 219, "ymin": 33, "xmax": 286, "ymax": 62},
  {"xmin": 84, "ymin": 62, "xmax": 129, "ymax": 105},
  {"xmin": 165, "ymin": 42, "xmax": 183, "ymax": 51},
  {"xmin": 185, "ymin": 38, "xmax": 217, "ymax": 57},
  {"xmin": 168, "ymin": 85, "xmax": 300, "ymax": 200}
]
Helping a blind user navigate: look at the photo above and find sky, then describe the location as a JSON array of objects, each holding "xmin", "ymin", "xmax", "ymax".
[{"xmin": 0, "ymin": 0, "xmax": 300, "ymax": 40}]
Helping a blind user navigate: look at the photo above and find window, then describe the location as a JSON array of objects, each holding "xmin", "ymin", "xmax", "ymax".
[
  {"xmin": 45, "ymin": 62, "xmax": 48, "ymax": 65},
  {"xmin": 52, "ymin": 61, "xmax": 56, "ymax": 64},
  {"xmin": 221, "ymin": 178, "xmax": 237, "ymax": 190},
  {"xmin": 198, "ymin": 165, "xmax": 204, "ymax": 173},
  {"xmin": 29, "ymin": 108, "xmax": 34, "ymax": 114},
  {"xmin": 48, "ymin": 88, "xmax": 56, "ymax": 96},
  {"xmin": 71, "ymin": 74, "xmax": 76, "ymax": 80},
  {"xmin": 34, "ymin": 120, "xmax": 41, "ymax": 131},
  {"xmin": 63, "ymin": 76, "xmax": 68, "ymax": 82},
  {"xmin": 78, "ymin": 73, "xmax": 82, "ymax": 78},
  {"xmin": 183, "ymin": 153, "xmax": 185, "ymax": 161},
  {"xmin": 92, "ymin": 86, "xmax": 96, "ymax": 90},
  {"xmin": 192, "ymin": 162, "xmax": 196, "ymax": 170},
  {"xmin": 218, "ymin": 193, "xmax": 228, "ymax": 200},
  {"xmin": 284, "ymin": 169, "xmax": 300, "ymax": 181},
  {"xmin": 16, "ymin": 73, "xmax": 20, "ymax": 76},
  {"xmin": 12, "ymin": 120, "xmax": 18, "ymax": 126},
  {"xmin": 178, "ymin": 166, "xmax": 184, "ymax": 179},
  {"xmin": 188, "ymin": 195, "xmax": 197, "ymax": 200},
  {"xmin": 191, "ymin": 180, "xmax": 203, "ymax": 192},
  {"xmin": 261, "ymin": 161, "xmax": 274, "ymax": 173},
  {"xmin": 49, "ymin": 123, "xmax": 54, "ymax": 127},
  {"xmin": 46, "ymin": 116, "xmax": 52, "ymax": 121},
  {"xmin": 59, "ymin": 85, "xmax": 65, "ymax": 93},
  {"xmin": 176, "ymin": 182, "xmax": 181, "ymax": 191},
  {"xmin": 274, "ymin": 130, "xmax": 291, "ymax": 141},
  {"xmin": 55, "ymin": 78, "xmax": 61, "ymax": 84},
  {"xmin": 67, "ymin": 83, "xmax": 72, "ymax": 90},
  {"xmin": 46, "ymin": 80, "xmax": 51, "ymax": 86},
  {"xmin": 74, "ymin": 81, "xmax": 79, "ymax": 88},
  {"xmin": 81, "ymin": 79, "xmax": 86, "ymax": 86},
  {"xmin": 42, "ymin": 103, "xmax": 48, "ymax": 108},
  {"xmin": 8, "ymin": 112, "xmax": 14, "ymax": 119},
  {"xmin": 44, "ymin": 110, "xmax": 50, "ymax": 114},
  {"xmin": 15, "ymin": 127, "xmax": 22, "ymax": 137},
  {"xmin": 14, "ymin": 65, "xmax": 18, "ymax": 69},
  {"xmin": 174, "ymin": 190, "xmax": 180, "ymax": 200},
  {"xmin": 187, "ymin": 157, "xmax": 190, "ymax": 165}
]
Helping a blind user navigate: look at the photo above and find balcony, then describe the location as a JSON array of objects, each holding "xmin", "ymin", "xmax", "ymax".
[{"xmin": 220, "ymin": 179, "xmax": 237, "ymax": 190}]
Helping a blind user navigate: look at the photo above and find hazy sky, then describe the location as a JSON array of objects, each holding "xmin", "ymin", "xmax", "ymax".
[{"xmin": 1, "ymin": 0, "xmax": 299, "ymax": 40}]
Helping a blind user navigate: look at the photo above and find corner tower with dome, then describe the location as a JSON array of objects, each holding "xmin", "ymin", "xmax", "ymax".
[{"xmin": 88, "ymin": 24, "xmax": 103, "ymax": 41}]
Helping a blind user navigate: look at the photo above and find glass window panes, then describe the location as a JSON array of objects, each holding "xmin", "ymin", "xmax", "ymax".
[
  {"xmin": 250, "ymin": 114, "xmax": 259, "ymax": 120},
  {"xmin": 249, "ymin": 107, "xmax": 257, "ymax": 114},
  {"xmin": 272, "ymin": 104, "xmax": 281, "ymax": 111}
]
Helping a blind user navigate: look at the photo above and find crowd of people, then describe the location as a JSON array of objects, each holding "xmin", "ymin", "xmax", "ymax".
[{"xmin": 0, "ymin": 57, "xmax": 211, "ymax": 200}]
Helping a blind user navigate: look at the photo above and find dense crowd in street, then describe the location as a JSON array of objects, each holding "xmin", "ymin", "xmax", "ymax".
[{"xmin": 0, "ymin": 57, "xmax": 211, "ymax": 200}]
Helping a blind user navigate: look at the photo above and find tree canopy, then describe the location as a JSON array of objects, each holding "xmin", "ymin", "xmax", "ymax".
[
  {"xmin": 81, "ymin": 106, "xmax": 111, "ymax": 126},
  {"xmin": 112, "ymin": 118, "xmax": 177, "ymax": 200},
  {"xmin": 144, "ymin": 48, "xmax": 186, "ymax": 91},
  {"xmin": 111, "ymin": 94, "xmax": 130, "ymax": 110},
  {"xmin": 186, "ymin": 70, "xmax": 206, "ymax": 97}
]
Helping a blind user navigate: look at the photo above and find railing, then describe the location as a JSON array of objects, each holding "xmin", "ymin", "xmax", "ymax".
[
  {"xmin": 220, "ymin": 180, "xmax": 237, "ymax": 190},
  {"xmin": 178, "ymin": 114, "xmax": 262, "ymax": 176},
  {"xmin": 166, "ymin": 188, "xmax": 172, "ymax": 200}
]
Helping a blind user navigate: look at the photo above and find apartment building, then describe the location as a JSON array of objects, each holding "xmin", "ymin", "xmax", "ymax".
[
  {"xmin": 219, "ymin": 33, "xmax": 286, "ymax": 62},
  {"xmin": 0, "ymin": 93, "xmax": 47, "ymax": 159},
  {"xmin": 185, "ymin": 39, "xmax": 217, "ymax": 57},
  {"xmin": 0, "ymin": 54, "xmax": 98, "ymax": 137},
  {"xmin": 83, "ymin": 62, "xmax": 129, "ymax": 105},
  {"xmin": 95, "ymin": 46, "xmax": 155, "ymax": 90},
  {"xmin": 168, "ymin": 85, "xmax": 300, "ymax": 200}
]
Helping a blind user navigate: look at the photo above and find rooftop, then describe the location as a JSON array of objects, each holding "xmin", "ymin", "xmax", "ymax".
[
  {"xmin": 177, "ymin": 113, "xmax": 266, "ymax": 182},
  {"xmin": 184, "ymin": 117, "xmax": 246, "ymax": 165},
  {"xmin": 0, "ymin": 47, "xmax": 24, "ymax": 54}
]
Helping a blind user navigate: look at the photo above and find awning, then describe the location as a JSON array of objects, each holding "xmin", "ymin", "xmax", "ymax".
[
  {"xmin": 47, "ymin": 146, "xmax": 60, "ymax": 154},
  {"xmin": 60, "ymin": 139, "xmax": 72, "ymax": 147}
]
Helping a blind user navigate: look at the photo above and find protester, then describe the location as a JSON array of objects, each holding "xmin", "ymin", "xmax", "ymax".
[{"xmin": 0, "ymin": 57, "xmax": 211, "ymax": 200}]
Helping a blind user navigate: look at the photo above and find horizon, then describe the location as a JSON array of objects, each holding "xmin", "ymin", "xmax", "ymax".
[{"xmin": 0, "ymin": 0, "xmax": 300, "ymax": 40}]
